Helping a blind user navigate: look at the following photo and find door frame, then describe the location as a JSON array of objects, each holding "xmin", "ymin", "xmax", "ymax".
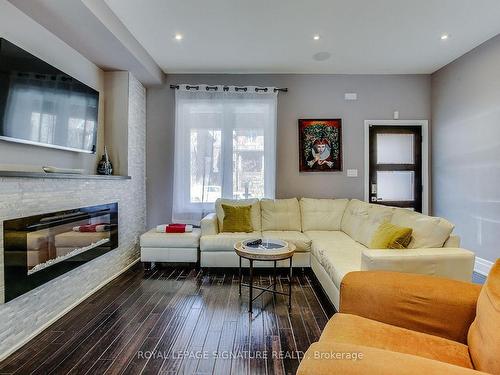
[{"xmin": 364, "ymin": 120, "xmax": 429, "ymax": 214}]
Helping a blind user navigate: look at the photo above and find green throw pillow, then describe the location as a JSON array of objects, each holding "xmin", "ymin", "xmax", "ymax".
[
  {"xmin": 221, "ymin": 204, "xmax": 254, "ymax": 233},
  {"xmin": 370, "ymin": 222, "xmax": 413, "ymax": 249}
]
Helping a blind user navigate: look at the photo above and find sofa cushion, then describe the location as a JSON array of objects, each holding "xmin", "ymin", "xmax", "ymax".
[
  {"xmin": 300, "ymin": 198, "xmax": 349, "ymax": 231},
  {"xmin": 215, "ymin": 198, "xmax": 261, "ymax": 231},
  {"xmin": 262, "ymin": 231, "xmax": 311, "ymax": 252},
  {"xmin": 260, "ymin": 198, "xmax": 301, "ymax": 231},
  {"xmin": 140, "ymin": 228, "xmax": 201, "ymax": 248},
  {"xmin": 468, "ymin": 260, "xmax": 500, "ymax": 374},
  {"xmin": 341, "ymin": 199, "xmax": 394, "ymax": 247},
  {"xmin": 221, "ymin": 204, "xmax": 253, "ymax": 232},
  {"xmin": 298, "ymin": 342, "xmax": 478, "ymax": 375},
  {"xmin": 391, "ymin": 208, "xmax": 454, "ymax": 248},
  {"xmin": 307, "ymin": 231, "xmax": 364, "ymax": 288},
  {"xmin": 320, "ymin": 313, "xmax": 474, "ymax": 369},
  {"xmin": 369, "ymin": 222, "xmax": 413, "ymax": 249},
  {"xmin": 200, "ymin": 231, "xmax": 261, "ymax": 252}
]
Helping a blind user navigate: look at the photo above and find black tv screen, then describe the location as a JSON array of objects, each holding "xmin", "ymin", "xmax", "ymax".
[{"xmin": 0, "ymin": 38, "xmax": 99, "ymax": 153}]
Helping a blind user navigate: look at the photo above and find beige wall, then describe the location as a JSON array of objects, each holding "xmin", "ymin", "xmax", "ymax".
[
  {"xmin": 147, "ymin": 73, "xmax": 431, "ymax": 226},
  {"xmin": 0, "ymin": 0, "xmax": 104, "ymax": 173},
  {"xmin": 432, "ymin": 34, "xmax": 500, "ymax": 263}
]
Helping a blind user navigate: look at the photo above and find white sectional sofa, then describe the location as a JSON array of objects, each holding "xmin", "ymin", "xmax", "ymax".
[{"xmin": 200, "ymin": 197, "xmax": 475, "ymax": 310}]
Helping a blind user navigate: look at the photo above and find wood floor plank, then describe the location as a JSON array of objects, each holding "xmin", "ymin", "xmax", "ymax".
[
  {"xmin": 230, "ymin": 273, "xmax": 252, "ymax": 375},
  {"xmin": 82, "ymin": 360, "xmax": 113, "ymax": 375},
  {"xmin": 249, "ymin": 304, "xmax": 266, "ymax": 375},
  {"xmin": 212, "ymin": 321, "xmax": 237, "ymax": 375},
  {"xmin": 276, "ymin": 276, "xmax": 299, "ymax": 375},
  {"xmin": 0, "ymin": 270, "xmax": 145, "ymax": 375},
  {"xmin": 0, "ymin": 330, "xmax": 63, "ymax": 374},
  {"xmin": 141, "ymin": 269, "xmax": 203, "ymax": 374},
  {"xmin": 290, "ymin": 273, "xmax": 320, "ymax": 347},
  {"xmin": 72, "ymin": 273, "xmax": 181, "ymax": 375},
  {"xmin": 211, "ymin": 274, "xmax": 240, "ymax": 375},
  {"xmin": 297, "ymin": 273, "xmax": 330, "ymax": 329},
  {"xmin": 260, "ymin": 275, "xmax": 285, "ymax": 375},
  {"xmin": 102, "ymin": 312, "xmax": 162, "ymax": 375},
  {"xmin": 30, "ymin": 275, "xmax": 164, "ymax": 375},
  {"xmin": 0, "ymin": 265, "xmax": 333, "ymax": 375},
  {"xmin": 159, "ymin": 303, "xmax": 203, "ymax": 373},
  {"xmin": 98, "ymin": 272, "xmax": 185, "ymax": 375},
  {"xmin": 194, "ymin": 274, "xmax": 232, "ymax": 374},
  {"xmin": 177, "ymin": 274, "xmax": 225, "ymax": 374}
]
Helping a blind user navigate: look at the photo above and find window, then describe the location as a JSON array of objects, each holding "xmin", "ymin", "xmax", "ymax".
[{"xmin": 172, "ymin": 85, "xmax": 277, "ymax": 224}]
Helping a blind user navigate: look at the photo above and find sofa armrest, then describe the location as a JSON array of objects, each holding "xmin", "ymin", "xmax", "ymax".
[
  {"xmin": 361, "ymin": 247, "xmax": 475, "ymax": 282},
  {"xmin": 297, "ymin": 341, "xmax": 487, "ymax": 375},
  {"xmin": 200, "ymin": 213, "xmax": 218, "ymax": 235},
  {"xmin": 339, "ymin": 271, "xmax": 481, "ymax": 343}
]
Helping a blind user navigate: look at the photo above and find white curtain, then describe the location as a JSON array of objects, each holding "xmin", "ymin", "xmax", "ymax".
[{"xmin": 172, "ymin": 84, "xmax": 278, "ymax": 224}]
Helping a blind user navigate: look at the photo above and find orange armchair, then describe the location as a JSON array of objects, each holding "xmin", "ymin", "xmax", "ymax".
[{"xmin": 297, "ymin": 260, "xmax": 500, "ymax": 375}]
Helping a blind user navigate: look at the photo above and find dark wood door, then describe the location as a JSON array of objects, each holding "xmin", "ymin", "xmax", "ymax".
[{"xmin": 369, "ymin": 125, "xmax": 422, "ymax": 212}]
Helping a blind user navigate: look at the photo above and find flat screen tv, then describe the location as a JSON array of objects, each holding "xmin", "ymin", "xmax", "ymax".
[{"xmin": 0, "ymin": 38, "xmax": 99, "ymax": 153}]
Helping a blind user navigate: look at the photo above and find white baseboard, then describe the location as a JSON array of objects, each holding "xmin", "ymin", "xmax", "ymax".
[
  {"xmin": 474, "ymin": 257, "xmax": 494, "ymax": 276},
  {"xmin": 0, "ymin": 258, "xmax": 140, "ymax": 362}
]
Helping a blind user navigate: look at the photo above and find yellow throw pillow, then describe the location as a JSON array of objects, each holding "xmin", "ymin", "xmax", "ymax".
[
  {"xmin": 370, "ymin": 222, "xmax": 413, "ymax": 249},
  {"xmin": 221, "ymin": 204, "xmax": 254, "ymax": 233}
]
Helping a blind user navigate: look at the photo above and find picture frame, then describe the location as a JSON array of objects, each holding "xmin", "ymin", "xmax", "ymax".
[{"xmin": 298, "ymin": 118, "xmax": 342, "ymax": 172}]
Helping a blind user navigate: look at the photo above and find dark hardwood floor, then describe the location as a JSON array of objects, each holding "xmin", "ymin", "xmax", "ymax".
[{"xmin": 0, "ymin": 264, "xmax": 335, "ymax": 375}]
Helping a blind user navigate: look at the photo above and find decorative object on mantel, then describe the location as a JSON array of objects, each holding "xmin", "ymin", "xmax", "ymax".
[
  {"xmin": 97, "ymin": 146, "xmax": 113, "ymax": 175},
  {"xmin": 42, "ymin": 166, "xmax": 84, "ymax": 174},
  {"xmin": 298, "ymin": 118, "xmax": 342, "ymax": 172}
]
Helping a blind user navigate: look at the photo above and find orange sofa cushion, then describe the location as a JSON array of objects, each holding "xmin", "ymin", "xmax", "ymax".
[
  {"xmin": 340, "ymin": 271, "xmax": 481, "ymax": 343},
  {"xmin": 297, "ymin": 341, "xmax": 487, "ymax": 375},
  {"xmin": 319, "ymin": 313, "xmax": 474, "ymax": 369},
  {"xmin": 468, "ymin": 259, "xmax": 500, "ymax": 374}
]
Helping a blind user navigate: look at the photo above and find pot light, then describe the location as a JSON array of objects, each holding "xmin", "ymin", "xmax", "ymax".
[
  {"xmin": 313, "ymin": 34, "xmax": 320, "ymax": 40},
  {"xmin": 441, "ymin": 34, "xmax": 449, "ymax": 40},
  {"xmin": 174, "ymin": 33, "xmax": 183, "ymax": 41}
]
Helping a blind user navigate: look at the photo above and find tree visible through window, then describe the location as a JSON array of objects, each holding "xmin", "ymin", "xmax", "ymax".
[{"xmin": 172, "ymin": 85, "xmax": 277, "ymax": 224}]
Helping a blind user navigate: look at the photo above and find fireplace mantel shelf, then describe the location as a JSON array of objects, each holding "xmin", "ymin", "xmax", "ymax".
[{"xmin": 0, "ymin": 171, "xmax": 131, "ymax": 180}]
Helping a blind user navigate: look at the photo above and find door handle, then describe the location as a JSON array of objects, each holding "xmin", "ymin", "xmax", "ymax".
[{"xmin": 370, "ymin": 183, "xmax": 377, "ymax": 202}]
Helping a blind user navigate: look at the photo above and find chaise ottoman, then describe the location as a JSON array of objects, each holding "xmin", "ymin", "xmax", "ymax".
[{"xmin": 140, "ymin": 228, "xmax": 201, "ymax": 267}]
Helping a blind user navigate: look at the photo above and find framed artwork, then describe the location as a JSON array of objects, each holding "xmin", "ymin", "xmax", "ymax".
[{"xmin": 298, "ymin": 119, "xmax": 342, "ymax": 172}]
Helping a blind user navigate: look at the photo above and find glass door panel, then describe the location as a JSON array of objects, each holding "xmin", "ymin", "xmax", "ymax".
[
  {"xmin": 376, "ymin": 133, "xmax": 414, "ymax": 164},
  {"xmin": 376, "ymin": 171, "xmax": 415, "ymax": 201}
]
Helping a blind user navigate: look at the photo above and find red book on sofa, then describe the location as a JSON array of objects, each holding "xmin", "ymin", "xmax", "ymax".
[
  {"xmin": 166, "ymin": 224, "xmax": 186, "ymax": 233},
  {"xmin": 156, "ymin": 223, "xmax": 193, "ymax": 233}
]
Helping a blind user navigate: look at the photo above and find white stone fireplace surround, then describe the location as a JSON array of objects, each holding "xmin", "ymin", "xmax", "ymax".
[{"xmin": 0, "ymin": 75, "xmax": 146, "ymax": 360}]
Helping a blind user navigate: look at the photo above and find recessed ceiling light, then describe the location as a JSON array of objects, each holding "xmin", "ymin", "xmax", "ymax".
[
  {"xmin": 174, "ymin": 33, "xmax": 183, "ymax": 41},
  {"xmin": 313, "ymin": 34, "xmax": 320, "ymax": 40},
  {"xmin": 441, "ymin": 34, "xmax": 449, "ymax": 40}
]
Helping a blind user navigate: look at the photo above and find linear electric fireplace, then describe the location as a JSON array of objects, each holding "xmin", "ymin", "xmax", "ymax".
[{"xmin": 3, "ymin": 203, "xmax": 118, "ymax": 302}]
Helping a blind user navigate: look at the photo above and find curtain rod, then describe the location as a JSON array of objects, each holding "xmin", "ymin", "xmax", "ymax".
[{"xmin": 169, "ymin": 84, "xmax": 288, "ymax": 93}]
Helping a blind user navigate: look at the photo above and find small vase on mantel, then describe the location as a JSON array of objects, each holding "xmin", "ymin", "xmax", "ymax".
[{"xmin": 97, "ymin": 146, "xmax": 113, "ymax": 175}]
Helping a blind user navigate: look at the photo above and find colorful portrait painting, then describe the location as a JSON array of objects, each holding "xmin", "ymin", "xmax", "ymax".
[{"xmin": 298, "ymin": 119, "xmax": 342, "ymax": 172}]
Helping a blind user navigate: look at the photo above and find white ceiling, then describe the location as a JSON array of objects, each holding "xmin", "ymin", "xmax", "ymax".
[
  {"xmin": 105, "ymin": 0, "xmax": 500, "ymax": 75},
  {"xmin": 8, "ymin": 0, "xmax": 163, "ymax": 85}
]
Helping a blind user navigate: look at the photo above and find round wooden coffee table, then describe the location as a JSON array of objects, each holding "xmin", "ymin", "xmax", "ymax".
[{"xmin": 234, "ymin": 239, "xmax": 296, "ymax": 314}]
